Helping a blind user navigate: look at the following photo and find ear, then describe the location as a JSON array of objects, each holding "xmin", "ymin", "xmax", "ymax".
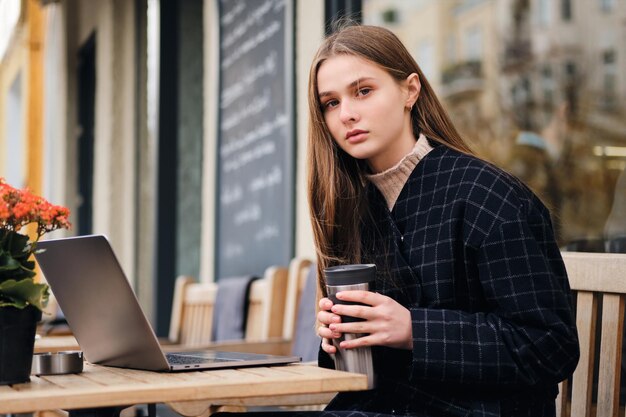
[{"xmin": 404, "ymin": 73, "xmax": 421, "ymax": 109}]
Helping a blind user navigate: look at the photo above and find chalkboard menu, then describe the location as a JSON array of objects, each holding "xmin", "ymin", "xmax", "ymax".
[{"xmin": 216, "ymin": 0, "xmax": 294, "ymax": 278}]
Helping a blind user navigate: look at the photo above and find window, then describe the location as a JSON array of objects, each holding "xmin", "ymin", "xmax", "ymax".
[
  {"xmin": 446, "ymin": 36, "xmax": 456, "ymax": 64},
  {"xmin": 521, "ymin": 76, "xmax": 532, "ymax": 102},
  {"xmin": 602, "ymin": 50, "xmax": 617, "ymax": 108},
  {"xmin": 381, "ymin": 8, "xmax": 397, "ymax": 23},
  {"xmin": 514, "ymin": 76, "xmax": 533, "ymax": 129},
  {"xmin": 564, "ymin": 61, "xmax": 576, "ymax": 79},
  {"xmin": 600, "ymin": 0, "xmax": 616, "ymax": 12},
  {"xmin": 561, "ymin": 0, "xmax": 572, "ymax": 21},
  {"xmin": 537, "ymin": 0, "xmax": 552, "ymax": 25},
  {"xmin": 512, "ymin": 77, "xmax": 531, "ymax": 107},
  {"xmin": 417, "ymin": 39, "xmax": 435, "ymax": 81},
  {"xmin": 541, "ymin": 66, "xmax": 554, "ymax": 106},
  {"xmin": 325, "ymin": 0, "xmax": 363, "ymax": 34},
  {"xmin": 563, "ymin": 60, "xmax": 578, "ymax": 116},
  {"xmin": 465, "ymin": 26, "xmax": 482, "ymax": 61}
]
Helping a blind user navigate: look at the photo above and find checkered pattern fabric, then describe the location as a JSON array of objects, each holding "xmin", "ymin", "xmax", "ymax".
[{"xmin": 317, "ymin": 143, "xmax": 580, "ymax": 417}]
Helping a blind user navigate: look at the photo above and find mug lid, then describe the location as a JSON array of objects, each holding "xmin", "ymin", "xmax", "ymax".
[{"xmin": 324, "ymin": 264, "xmax": 376, "ymax": 286}]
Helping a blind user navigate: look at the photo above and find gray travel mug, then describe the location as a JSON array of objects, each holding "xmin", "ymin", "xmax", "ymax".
[{"xmin": 324, "ymin": 264, "xmax": 376, "ymax": 389}]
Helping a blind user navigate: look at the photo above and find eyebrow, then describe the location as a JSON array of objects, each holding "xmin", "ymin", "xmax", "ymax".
[{"xmin": 318, "ymin": 76, "xmax": 376, "ymax": 98}]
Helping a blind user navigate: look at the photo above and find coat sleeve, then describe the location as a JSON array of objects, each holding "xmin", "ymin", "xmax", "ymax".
[{"xmin": 408, "ymin": 206, "xmax": 579, "ymax": 387}]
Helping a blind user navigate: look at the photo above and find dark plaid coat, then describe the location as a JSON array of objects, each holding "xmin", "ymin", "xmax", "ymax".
[{"xmin": 319, "ymin": 143, "xmax": 580, "ymax": 417}]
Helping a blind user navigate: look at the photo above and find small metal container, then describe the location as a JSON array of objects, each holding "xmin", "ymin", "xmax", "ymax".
[{"xmin": 31, "ymin": 351, "xmax": 84, "ymax": 376}]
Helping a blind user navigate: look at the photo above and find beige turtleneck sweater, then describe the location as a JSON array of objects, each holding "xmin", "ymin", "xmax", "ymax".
[{"xmin": 366, "ymin": 134, "xmax": 434, "ymax": 210}]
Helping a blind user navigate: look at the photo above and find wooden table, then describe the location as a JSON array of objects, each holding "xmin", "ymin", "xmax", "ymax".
[
  {"xmin": 0, "ymin": 362, "xmax": 368, "ymax": 416},
  {"xmin": 34, "ymin": 335, "xmax": 80, "ymax": 353}
]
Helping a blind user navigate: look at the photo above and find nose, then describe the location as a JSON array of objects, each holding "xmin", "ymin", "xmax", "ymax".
[{"xmin": 339, "ymin": 100, "xmax": 359, "ymax": 124}]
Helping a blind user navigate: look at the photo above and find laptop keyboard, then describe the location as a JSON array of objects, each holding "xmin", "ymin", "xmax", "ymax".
[{"xmin": 166, "ymin": 353, "xmax": 206, "ymax": 365}]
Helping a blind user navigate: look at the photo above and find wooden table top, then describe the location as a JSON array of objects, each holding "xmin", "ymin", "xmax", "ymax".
[
  {"xmin": 0, "ymin": 363, "xmax": 368, "ymax": 415},
  {"xmin": 34, "ymin": 335, "xmax": 80, "ymax": 353}
]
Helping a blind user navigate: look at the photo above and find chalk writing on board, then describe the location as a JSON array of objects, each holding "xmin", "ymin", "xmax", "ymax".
[
  {"xmin": 220, "ymin": 112, "xmax": 287, "ymax": 157},
  {"xmin": 221, "ymin": 52, "xmax": 276, "ymax": 109},
  {"xmin": 256, "ymin": 225, "xmax": 279, "ymax": 242},
  {"xmin": 221, "ymin": 184, "xmax": 243, "ymax": 206},
  {"xmin": 222, "ymin": 141, "xmax": 276, "ymax": 173},
  {"xmin": 224, "ymin": 243, "xmax": 244, "ymax": 260},
  {"xmin": 221, "ymin": 20, "xmax": 281, "ymax": 70},
  {"xmin": 220, "ymin": 2, "xmax": 245, "ymax": 26},
  {"xmin": 221, "ymin": 88, "xmax": 270, "ymax": 132},
  {"xmin": 217, "ymin": 0, "xmax": 293, "ymax": 277},
  {"xmin": 249, "ymin": 165, "xmax": 282, "ymax": 192},
  {"xmin": 233, "ymin": 204, "xmax": 261, "ymax": 226},
  {"xmin": 221, "ymin": 0, "xmax": 275, "ymax": 49}
]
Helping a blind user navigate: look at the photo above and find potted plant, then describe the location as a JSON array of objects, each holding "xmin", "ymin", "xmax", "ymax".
[{"xmin": 0, "ymin": 178, "xmax": 71, "ymax": 385}]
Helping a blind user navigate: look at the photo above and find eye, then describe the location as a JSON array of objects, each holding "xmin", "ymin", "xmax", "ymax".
[
  {"xmin": 322, "ymin": 99, "xmax": 339, "ymax": 111},
  {"xmin": 357, "ymin": 87, "xmax": 372, "ymax": 97}
]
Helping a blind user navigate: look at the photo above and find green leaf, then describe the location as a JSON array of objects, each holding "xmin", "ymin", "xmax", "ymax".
[
  {"xmin": 0, "ymin": 278, "xmax": 49, "ymax": 310},
  {"xmin": 23, "ymin": 259, "xmax": 36, "ymax": 270},
  {"xmin": 0, "ymin": 298, "xmax": 28, "ymax": 308},
  {"xmin": 0, "ymin": 253, "xmax": 21, "ymax": 271},
  {"xmin": 0, "ymin": 267, "xmax": 36, "ymax": 283},
  {"xmin": 1, "ymin": 232, "xmax": 30, "ymax": 256}
]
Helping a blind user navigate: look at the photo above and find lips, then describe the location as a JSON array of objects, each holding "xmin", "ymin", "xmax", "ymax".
[{"xmin": 345, "ymin": 129, "xmax": 368, "ymax": 142}]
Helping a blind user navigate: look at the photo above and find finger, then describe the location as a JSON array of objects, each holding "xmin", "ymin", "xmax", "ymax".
[
  {"xmin": 318, "ymin": 310, "xmax": 342, "ymax": 325},
  {"xmin": 339, "ymin": 334, "xmax": 375, "ymax": 350},
  {"xmin": 321, "ymin": 338, "xmax": 337, "ymax": 354},
  {"xmin": 319, "ymin": 297, "xmax": 333, "ymax": 311},
  {"xmin": 329, "ymin": 320, "xmax": 370, "ymax": 335},
  {"xmin": 331, "ymin": 303, "xmax": 371, "ymax": 320},
  {"xmin": 335, "ymin": 290, "xmax": 383, "ymax": 306},
  {"xmin": 318, "ymin": 325, "xmax": 342, "ymax": 339}
]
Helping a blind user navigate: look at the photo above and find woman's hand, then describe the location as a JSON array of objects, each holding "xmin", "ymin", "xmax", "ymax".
[
  {"xmin": 318, "ymin": 297, "xmax": 341, "ymax": 354},
  {"xmin": 317, "ymin": 291, "xmax": 413, "ymax": 353}
]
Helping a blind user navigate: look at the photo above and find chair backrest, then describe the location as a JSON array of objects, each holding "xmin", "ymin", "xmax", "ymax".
[
  {"xmin": 282, "ymin": 258, "xmax": 313, "ymax": 341},
  {"xmin": 291, "ymin": 262, "xmax": 322, "ymax": 362},
  {"xmin": 557, "ymin": 251, "xmax": 626, "ymax": 417},
  {"xmin": 245, "ymin": 265, "xmax": 289, "ymax": 341},
  {"xmin": 168, "ymin": 275, "xmax": 218, "ymax": 346},
  {"xmin": 169, "ymin": 265, "xmax": 289, "ymax": 346}
]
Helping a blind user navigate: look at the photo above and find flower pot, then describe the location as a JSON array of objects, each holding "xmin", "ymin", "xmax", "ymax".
[{"xmin": 0, "ymin": 306, "xmax": 41, "ymax": 385}]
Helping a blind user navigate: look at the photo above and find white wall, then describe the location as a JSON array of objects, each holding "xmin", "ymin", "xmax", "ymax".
[
  {"xmin": 5, "ymin": 71, "xmax": 24, "ymax": 187},
  {"xmin": 200, "ymin": 0, "xmax": 219, "ymax": 282},
  {"xmin": 42, "ymin": 4, "xmax": 68, "ymax": 215},
  {"xmin": 64, "ymin": 0, "xmax": 137, "ymax": 282},
  {"xmin": 295, "ymin": 1, "xmax": 324, "ymax": 262}
]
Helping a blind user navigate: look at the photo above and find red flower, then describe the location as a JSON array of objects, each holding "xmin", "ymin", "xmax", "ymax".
[{"xmin": 0, "ymin": 178, "xmax": 72, "ymax": 237}]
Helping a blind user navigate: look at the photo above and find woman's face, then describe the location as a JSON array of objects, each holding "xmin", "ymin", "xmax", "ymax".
[{"xmin": 316, "ymin": 55, "xmax": 419, "ymax": 173}]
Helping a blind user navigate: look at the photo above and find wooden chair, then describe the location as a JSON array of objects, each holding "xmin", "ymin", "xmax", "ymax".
[
  {"xmin": 244, "ymin": 265, "xmax": 289, "ymax": 341},
  {"xmin": 205, "ymin": 258, "xmax": 311, "ymax": 355},
  {"xmin": 166, "ymin": 264, "xmax": 290, "ymax": 348},
  {"xmin": 167, "ymin": 276, "xmax": 218, "ymax": 347},
  {"xmin": 282, "ymin": 258, "xmax": 314, "ymax": 341},
  {"xmin": 557, "ymin": 251, "xmax": 626, "ymax": 417}
]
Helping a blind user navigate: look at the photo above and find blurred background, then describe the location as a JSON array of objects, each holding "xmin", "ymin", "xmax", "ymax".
[{"xmin": 1, "ymin": 0, "xmax": 624, "ymax": 336}]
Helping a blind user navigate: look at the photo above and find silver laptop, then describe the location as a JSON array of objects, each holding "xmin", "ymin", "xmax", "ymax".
[{"xmin": 34, "ymin": 234, "xmax": 301, "ymax": 371}]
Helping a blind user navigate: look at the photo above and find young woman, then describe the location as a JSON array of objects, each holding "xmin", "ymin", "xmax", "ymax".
[
  {"xmin": 216, "ymin": 24, "xmax": 579, "ymax": 417},
  {"xmin": 307, "ymin": 24, "xmax": 579, "ymax": 417}
]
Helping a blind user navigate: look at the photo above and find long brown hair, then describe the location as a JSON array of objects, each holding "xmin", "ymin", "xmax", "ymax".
[{"xmin": 307, "ymin": 24, "xmax": 473, "ymax": 293}]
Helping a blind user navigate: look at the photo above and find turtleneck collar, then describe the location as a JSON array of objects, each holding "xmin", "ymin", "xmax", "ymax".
[{"xmin": 365, "ymin": 134, "xmax": 433, "ymax": 210}]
